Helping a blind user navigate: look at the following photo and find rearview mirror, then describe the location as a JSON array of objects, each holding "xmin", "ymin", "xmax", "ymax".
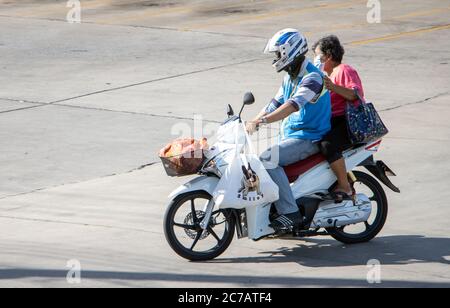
[
  {"xmin": 227, "ymin": 104, "xmax": 235, "ymax": 117},
  {"xmin": 243, "ymin": 92, "xmax": 255, "ymax": 105}
]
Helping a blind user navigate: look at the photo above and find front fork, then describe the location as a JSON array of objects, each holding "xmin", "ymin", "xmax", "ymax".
[
  {"xmin": 199, "ymin": 199, "xmax": 215, "ymax": 230},
  {"xmin": 201, "ymin": 205, "xmax": 249, "ymax": 239}
]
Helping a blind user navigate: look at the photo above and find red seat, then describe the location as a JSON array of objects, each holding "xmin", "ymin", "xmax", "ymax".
[{"xmin": 283, "ymin": 153, "xmax": 327, "ymax": 183}]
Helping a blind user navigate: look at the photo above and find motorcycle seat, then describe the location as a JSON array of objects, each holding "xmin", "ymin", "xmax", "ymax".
[
  {"xmin": 282, "ymin": 142, "xmax": 372, "ymax": 183},
  {"xmin": 283, "ymin": 153, "xmax": 327, "ymax": 183}
]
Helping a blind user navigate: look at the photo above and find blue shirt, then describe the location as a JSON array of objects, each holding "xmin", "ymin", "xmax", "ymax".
[{"xmin": 265, "ymin": 60, "xmax": 331, "ymax": 141}]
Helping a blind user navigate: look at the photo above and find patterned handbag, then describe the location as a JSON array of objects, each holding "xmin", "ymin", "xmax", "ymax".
[{"xmin": 346, "ymin": 90, "xmax": 389, "ymax": 144}]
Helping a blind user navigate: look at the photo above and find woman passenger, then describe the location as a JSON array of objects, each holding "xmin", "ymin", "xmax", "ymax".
[{"xmin": 313, "ymin": 35, "xmax": 365, "ymax": 202}]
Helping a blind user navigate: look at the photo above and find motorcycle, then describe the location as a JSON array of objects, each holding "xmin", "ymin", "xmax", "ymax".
[{"xmin": 163, "ymin": 92, "xmax": 400, "ymax": 261}]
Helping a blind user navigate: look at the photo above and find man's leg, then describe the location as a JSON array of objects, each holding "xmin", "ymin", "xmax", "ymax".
[
  {"xmin": 265, "ymin": 166, "xmax": 298, "ymax": 215},
  {"xmin": 260, "ymin": 138, "xmax": 319, "ymax": 229}
]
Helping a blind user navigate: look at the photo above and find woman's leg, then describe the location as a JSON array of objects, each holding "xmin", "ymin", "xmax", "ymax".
[
  {"xmin": 320, "ymin": 116, "xmax": 353, "ymax": 197},
  {"xmin": 330, "ymin": 158, "xmax": 352, "ymax": 194}
]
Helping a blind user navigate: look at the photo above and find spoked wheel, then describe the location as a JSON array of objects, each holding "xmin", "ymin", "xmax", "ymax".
[
  {"xmin": 164, "ymin": 191, "xmax": 235, "ymax": 261},
  {"xmin": 327, "ymin": 171, "xmax": 388, "ymax": 244}
]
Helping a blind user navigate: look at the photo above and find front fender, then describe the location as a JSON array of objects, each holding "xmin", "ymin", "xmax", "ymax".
[{"xmin": 168, "ymin": 175, "xmax": 220, "ymax": 201}]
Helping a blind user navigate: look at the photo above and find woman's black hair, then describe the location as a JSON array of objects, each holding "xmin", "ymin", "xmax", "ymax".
[{"xmin": 312, "ymin": 35, "xmax": 345, "ymax": 63}]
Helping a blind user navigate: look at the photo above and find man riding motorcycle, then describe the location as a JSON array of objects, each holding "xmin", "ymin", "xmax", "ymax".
[{"xmin": 246, "ymin": 29, "xmax": 331, "ymax": 232}]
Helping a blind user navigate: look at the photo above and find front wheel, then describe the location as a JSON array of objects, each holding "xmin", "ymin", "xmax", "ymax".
[
  {"xmin": 164, "ymin": 191, "xmax": 236, "ymax": 261},
  {"xmin": 327, "ymin": 171, "xmax": 388, "ymax": 244}
]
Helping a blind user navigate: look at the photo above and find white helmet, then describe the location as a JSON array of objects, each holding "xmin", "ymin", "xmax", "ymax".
[{"xmin": 264, "ymin": 28, "xmax": 308, "ymax": 73}]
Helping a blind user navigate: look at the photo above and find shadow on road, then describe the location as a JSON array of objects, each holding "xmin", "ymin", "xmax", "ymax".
[
  {"xmin": 0, "ymin": 269, "xmax": 447, "ymax": 288},
  {"xmin": 211, "ymin": 235, "xmax": 450, "ymax": 268},
  {"xmin": 0, "ymin": 235, "xmax": 449, "ymax": 287}
]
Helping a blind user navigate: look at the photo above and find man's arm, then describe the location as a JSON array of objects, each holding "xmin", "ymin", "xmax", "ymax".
[
  {"xmin": 256, "ymin": 72, "xmax": 326, "ymax": 126},
  {"xmin": 247, "ymin": 95, "xmax": 284, "ymax": 133},
  {"xmin": 246, "ymin": 102, "xmax": 297, "ymax": 134},
  {"xmin": 252, "ymin": 107, "xmax": 269, "ymax": 122},
  {"xmin": 246, "ymin": 106, "xmax": 269, "ymax": 134},
  {"xmin": 261, "ymin": 103, "xmax": 297, "ymax": 124}
]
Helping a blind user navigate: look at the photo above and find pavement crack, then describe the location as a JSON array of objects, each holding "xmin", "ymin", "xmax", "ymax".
[
  {"xmin": 385, "ymin": 136, "xmax": 450, "ymax": 142},
  {"xmin": 0, "ymin": 105, "xmax": 45, "ymax": 114},
  {"xmin": 0, "ymin": 160, "xmax": 163, "ymax": 201},
  {"xmin": 48, "ymin": 57, "xmax": 266, "ymax": 104},
  {"xmin": 0, "ymin": 97, "xmax": 45, "ymax": 104},
  {"xmin": 0, "ymin": 97, "xmax": 49, "ymax": 114},
  {"xmin": 380, "ymin": 91, "xmax": 449, "ymax": 112},
  {"xmin": 51, "ymin": 103, "xmax": 223, "ymax": 123},
  {"xmin": 0, "ymin": 184, "xmax": 76, "ymax": 201},
  {"xmin": 103, "ymin": 23, "xmax": 267, "ymax": 39},
  {"xmin": 0, "ymin": 58, "xmax": 266, "ymax": 116},
  {"xmin": 0, "ymin": 14, "xmax": 267, "ymax": 40},
  {"xmin": 0, "ymin": 215, "xmax": 160, "ymax": 234},
  {"xmin": 104, "ymin": 161, "xmax": 160, "ymax": 177},
  {"xmin": 0, "ymin": 96, "xmax": 49, "ymax": 114},
  {"xmin": 133, "ymin": 162, "xmax": 159, "ymax": 171}
]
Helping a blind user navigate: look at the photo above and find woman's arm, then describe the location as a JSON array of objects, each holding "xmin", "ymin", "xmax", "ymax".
[{"xmin": 324, "ymin": 75, "xmax": 358, "ymax": 101}]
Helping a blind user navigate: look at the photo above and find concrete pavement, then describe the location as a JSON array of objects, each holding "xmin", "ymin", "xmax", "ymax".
[{"xmin": 0, "ymin": 0, "xmax": 449, "ymax": 287}]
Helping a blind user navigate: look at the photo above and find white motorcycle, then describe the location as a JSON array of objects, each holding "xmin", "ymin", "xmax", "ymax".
[{"xmin": 163, "ymin": 93, "xmax": 400, "ymax": 261}]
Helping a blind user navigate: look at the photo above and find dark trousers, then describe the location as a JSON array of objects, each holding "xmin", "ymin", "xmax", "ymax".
[{"xmin": 320, "ymin": 116, "xmax": 352, "ymax": 164}]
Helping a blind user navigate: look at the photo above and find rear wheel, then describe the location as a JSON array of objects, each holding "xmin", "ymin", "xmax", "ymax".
[
  {"xmin": 327, "ymin": 171, "xmax": 388, "ymax": 244},
  {"xmin": 164, "ymin": 191, "xmax": 235, "ymax": 261}
]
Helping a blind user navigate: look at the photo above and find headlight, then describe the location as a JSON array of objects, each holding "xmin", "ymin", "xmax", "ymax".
[{"xmin": 202, "ymin": 158, "xmax": 222, "ymax": 177}]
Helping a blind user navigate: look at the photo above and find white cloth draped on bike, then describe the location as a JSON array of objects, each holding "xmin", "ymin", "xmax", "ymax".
[{"xmin": 213, "ymin": 122, "xmax": 279, "ymax": 209}]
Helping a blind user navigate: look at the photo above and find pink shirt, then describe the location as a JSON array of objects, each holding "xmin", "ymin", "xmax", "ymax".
[{"xmin": 329, "ymin": 63, "xmax": 364, "ymax": 117}]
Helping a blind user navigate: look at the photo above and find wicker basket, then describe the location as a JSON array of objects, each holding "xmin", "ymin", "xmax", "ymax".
[{"xmin": 160, "ymin": 149, "xmax": 207, "ymax": 177}]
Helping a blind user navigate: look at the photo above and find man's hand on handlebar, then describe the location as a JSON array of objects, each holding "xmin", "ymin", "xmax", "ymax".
[{"xmin": 246, "ymin": 120, "xmax": 261, "ymax": 135}]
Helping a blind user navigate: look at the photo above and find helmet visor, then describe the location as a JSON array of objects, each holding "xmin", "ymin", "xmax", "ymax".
[{"xmin": 272, "ymin": 51, "xmax": 281, "ymax": 65}]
